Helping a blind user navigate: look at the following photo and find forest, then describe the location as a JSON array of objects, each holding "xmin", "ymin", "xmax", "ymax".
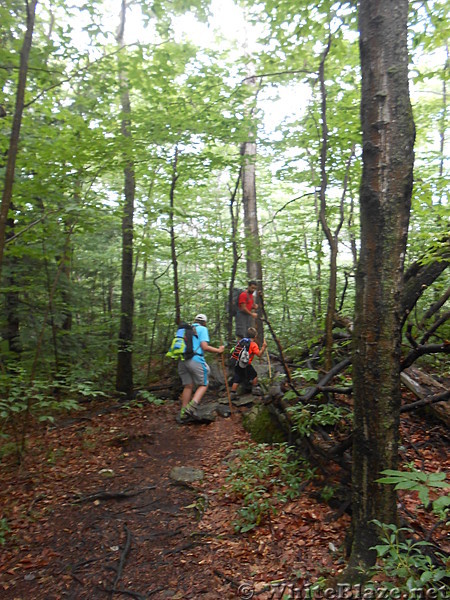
[{"xmin": 0, "ymin": 0, "xmax": 449, "ymax": 598}]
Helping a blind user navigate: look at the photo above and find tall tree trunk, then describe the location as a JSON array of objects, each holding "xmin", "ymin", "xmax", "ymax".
[
  {"xmin": 169, "ymin": 145, "xmax": 181, "ymax": 325},
  {"xmin": 439, "ymin": 46, "xmax": 448, "ymax": 180},
  {"xmin": 0, "ymin": 0, "xmax": 38, "ymax": 283},
  {"xmin": 141, "ymin": 172, "xmax": 157, "ymax": 346},
  {"xmin": 241, "ymin": 137, "xmax": 261, "ymax": 282},
  {"xmin": 4, "ymin": 210, "xmax": 22, "ymax": 356},
  {"xmin": 60, "ymin": 219, "xmax": 73, "ymax": 335},
  {"xmin": 318, "ymin": 39, "xmax": 355, "ymax": 370},
  {"xmin": 227, "ymin": 169, "xmax": 242, "ymax": 344},
  {"xmin": 348, "ymin": 0, "xmax": 415, "ymax": 575},
  {"xmin": 306, "ymin": 148, "xmax": 324, "ymax": 326},
  {"xmin": 271, "ymin": 223, "xmax": 291, "ymax": 324},
  {"xmin": 317, "ymin": 37, "xmax": 335, "ymax": 371},
  {"xmin": 241, "ymin": 76, "xmax": 264, "ymax": 341},
  {"xmin": 115, "ymin": 0, "xmax": 135, "ymax": 398}
]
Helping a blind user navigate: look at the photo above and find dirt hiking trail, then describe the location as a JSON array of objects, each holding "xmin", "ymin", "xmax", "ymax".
[{"xmin": 0, "ymin": 393, "xmax": 447, "ymax": 599}]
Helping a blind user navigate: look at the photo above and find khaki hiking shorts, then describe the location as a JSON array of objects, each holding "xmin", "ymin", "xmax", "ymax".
[{"xmin": 178, "ymin": 359, "xmax": 210, "ymax": 387}]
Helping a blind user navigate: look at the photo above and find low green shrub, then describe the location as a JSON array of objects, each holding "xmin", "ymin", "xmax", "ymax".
[
  {"xmin": 286, "ymin": 401, "xmax": 348, "ymax": 437},
  {"xmin": 368, "ymin": 467, "xmax": 450, "ymax": 596},
  {"xmin": 367, "ymin": 521, "xmax": 449, "ymax": 596},
  {"xmin": 224, "ymin": 441, "xmax": 315, "ymax": 533},
  {"xmin": 0, "ymin": 518, "xmax": 9, "ymax": 546},
  {"xmin": 0, "ymin": 367, "xmax": 80, "ymax": 461}
]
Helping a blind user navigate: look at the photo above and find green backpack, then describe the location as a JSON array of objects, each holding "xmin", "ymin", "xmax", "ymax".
[{"xmin": 166, "ymin": 323, "xmax": 198, "ymax": 361}]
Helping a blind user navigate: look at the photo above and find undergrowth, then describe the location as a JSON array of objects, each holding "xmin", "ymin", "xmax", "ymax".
[{"xmin": 223, "ymin": 441, "xmax": 315, "ymax": 533}]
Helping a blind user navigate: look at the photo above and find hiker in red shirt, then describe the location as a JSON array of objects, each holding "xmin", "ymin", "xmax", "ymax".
[
  {"xmin": 230, "ymin": 327, "xmax": 267, "ymax": 398},
  {"xmin": 235, "ymin": 280, "xmax": 259, "ymax": 339}
]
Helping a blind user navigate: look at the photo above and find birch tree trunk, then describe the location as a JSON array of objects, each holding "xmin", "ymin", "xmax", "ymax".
[
  {"xmin": 348, "ymin": 0, "xmax": 415, "ymax": 574},
  {"xmin": 115, "ymin": 0, "xmax": 135, "ymax": 398}
]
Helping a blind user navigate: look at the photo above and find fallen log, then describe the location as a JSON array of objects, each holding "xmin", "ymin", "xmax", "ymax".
[{"xmin": 401, "ymin": 366, "xmax": 450, "ymax": 426}]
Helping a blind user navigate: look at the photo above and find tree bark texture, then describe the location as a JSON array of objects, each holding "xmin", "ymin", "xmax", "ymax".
[
  {"xmin": 0, "ymin": 0, "xmax": 38, "ymax": 283},
  {"xmin": 227, "ymin": 169, "xmax": 242, "ymax": 344},
  {"xmin": 350, "ymin": 0, "xmax": 415, "ymax": 572},
  {"xmin": 241, "ymin": 135, "xmax": 264, "ymax": 342},
  {"xmin": 241, "ymin": 137, "xmax": 263, "ymax": 284},
  {"xmin": 317, "ymin": 38, "xmax": 336, "ymax": 372},
  {"xmin": 240, "ymin": 74, "xmax": 264, "ymax": 341},
  {"xmin": 115, "ymin": 0, "xmax": 135, "ymax": 398},
  {"xmin": 169, "ymin": 146, "xmax": 181, "ymax": 326},
  {"xmin": 4, "ymin": 211, "xmax": 22, "ymax": 355}
]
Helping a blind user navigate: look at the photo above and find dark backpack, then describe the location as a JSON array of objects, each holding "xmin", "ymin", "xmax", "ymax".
[
  {"xmin": 166, "ymin": 323, "xmax": 198, "ymax": 361},
  {"xmin": 230, "ymin": 337, "xmax": 251, "ymax": 368},
  {"xmin": 227, "ymin": 288, "xmax": 245, "ymax": 316}
]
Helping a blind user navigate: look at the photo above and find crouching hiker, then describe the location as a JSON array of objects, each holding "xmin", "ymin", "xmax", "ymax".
[
  {"xmin": 230, "ymin": 327, "xmax": 267, "ymax": 399},
  {"xmin": 178, "ymin": 313, "xmax": 224, "ymax": 423}
]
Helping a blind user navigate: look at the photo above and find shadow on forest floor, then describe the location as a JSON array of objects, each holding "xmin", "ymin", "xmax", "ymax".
[{"xmin": 0, "ymin": 387, "xmax": 448, "ymax": 599}]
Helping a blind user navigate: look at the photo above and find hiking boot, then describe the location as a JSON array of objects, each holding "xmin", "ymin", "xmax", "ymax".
[{"xmin": 179, "ymin": 401, "xmax": 198, "ymax": 421}]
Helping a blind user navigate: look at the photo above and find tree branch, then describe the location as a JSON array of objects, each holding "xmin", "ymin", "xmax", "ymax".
[
  {"xmin": 401, "ymin": 342, "xmax": 450, "ymax": 370},
  {"xmin": 263, "ymin": 192, "xmax": 316, "ymax": 228},
  {"xmin": 400, "ymin": 390, "xmax": 450, "ymax": 413},
  {"xmin": 401, "ymin": 236, "xmax": 449, "ymax": 326},
  {"xmin": 419, "ymin": 310, "xmax": 450, "ymax": 345},
  {"xmin": 419, "ymin": 287, "xmax": 450, "ymax": 329},
  {"xmin": 242, "ymin": 68, "xmax": 314, "ymax": 84}
]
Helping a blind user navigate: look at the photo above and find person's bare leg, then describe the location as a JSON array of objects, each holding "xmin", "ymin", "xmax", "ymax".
[
  {"xmin": 191, "ymin": 385, "xmax": 208, "ymax": 405},
  {"xmin": 181, "ymin": 384, "xmax": 193, "ymax": 407}
]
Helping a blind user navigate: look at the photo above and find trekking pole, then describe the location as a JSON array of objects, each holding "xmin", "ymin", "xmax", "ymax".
[
  {"xmin": 266, "ymin": 348, "xmax": 272, "ymax": 379},
  {"xmin": 220, "ymin": 352, "xmax": 233, "ymax": 415}
]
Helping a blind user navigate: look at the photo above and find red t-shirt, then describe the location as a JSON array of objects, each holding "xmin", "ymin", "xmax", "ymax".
[
  {"xmin": 248, "ymin": 340, "xmax": 260, "ymax": 365},
  {"xmin": 238, "ymin": 290, "xmax": 255, "ymax": 312}
]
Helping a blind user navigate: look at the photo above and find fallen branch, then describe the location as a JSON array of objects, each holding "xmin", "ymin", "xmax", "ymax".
[
  {"xmin": 325, "ymin": 436, "xmax": 353, "ymax": 457},
  {"xmin": 75, "ymin": 486, "xmax": 156, "ymax": 503},
  {"xmin": 71, "ymin": 558, "xmax": 101, "ymax": 573},
  {"xmin": 400, "ymin": 390, "xmax": 450, "ymax": 413},
  {"xmin": 301, "ymin": 358, "xmax": 352, "ymax": 403},
  {"xmin": 213, "ymin": 568, "xmax": 241, "ymax": 589},
  {"xmin": 99, "ymin": 586, "xmax": 145, "ymax": 600},
  {"xmin": 27, "ymin": 493, "xmax": 45, "ymax": 514},
  {"xmin": 161, "ymin": 540, "xmax": 197, "ymax": 555},
  {"xmin": 111, "ymin": 524, "xmax": 132, "ymax": 597},
  {"xmin": 148, "ymin": 587, "xmax": 166, "ymax": 597},
  {"xmin": 401, "ymin": 366, "xmax": 450, "ymax": 426},
  {"xmin": 316, "ymin": 385, "xmax": 353, "ymax": 395},
  {"xmin": 259, "ymin": 294, "xmax": 295, "ymax": 389},
  {"xmin": 146, "ymin": 383, "xmax": 176, "ymax": 392}
]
